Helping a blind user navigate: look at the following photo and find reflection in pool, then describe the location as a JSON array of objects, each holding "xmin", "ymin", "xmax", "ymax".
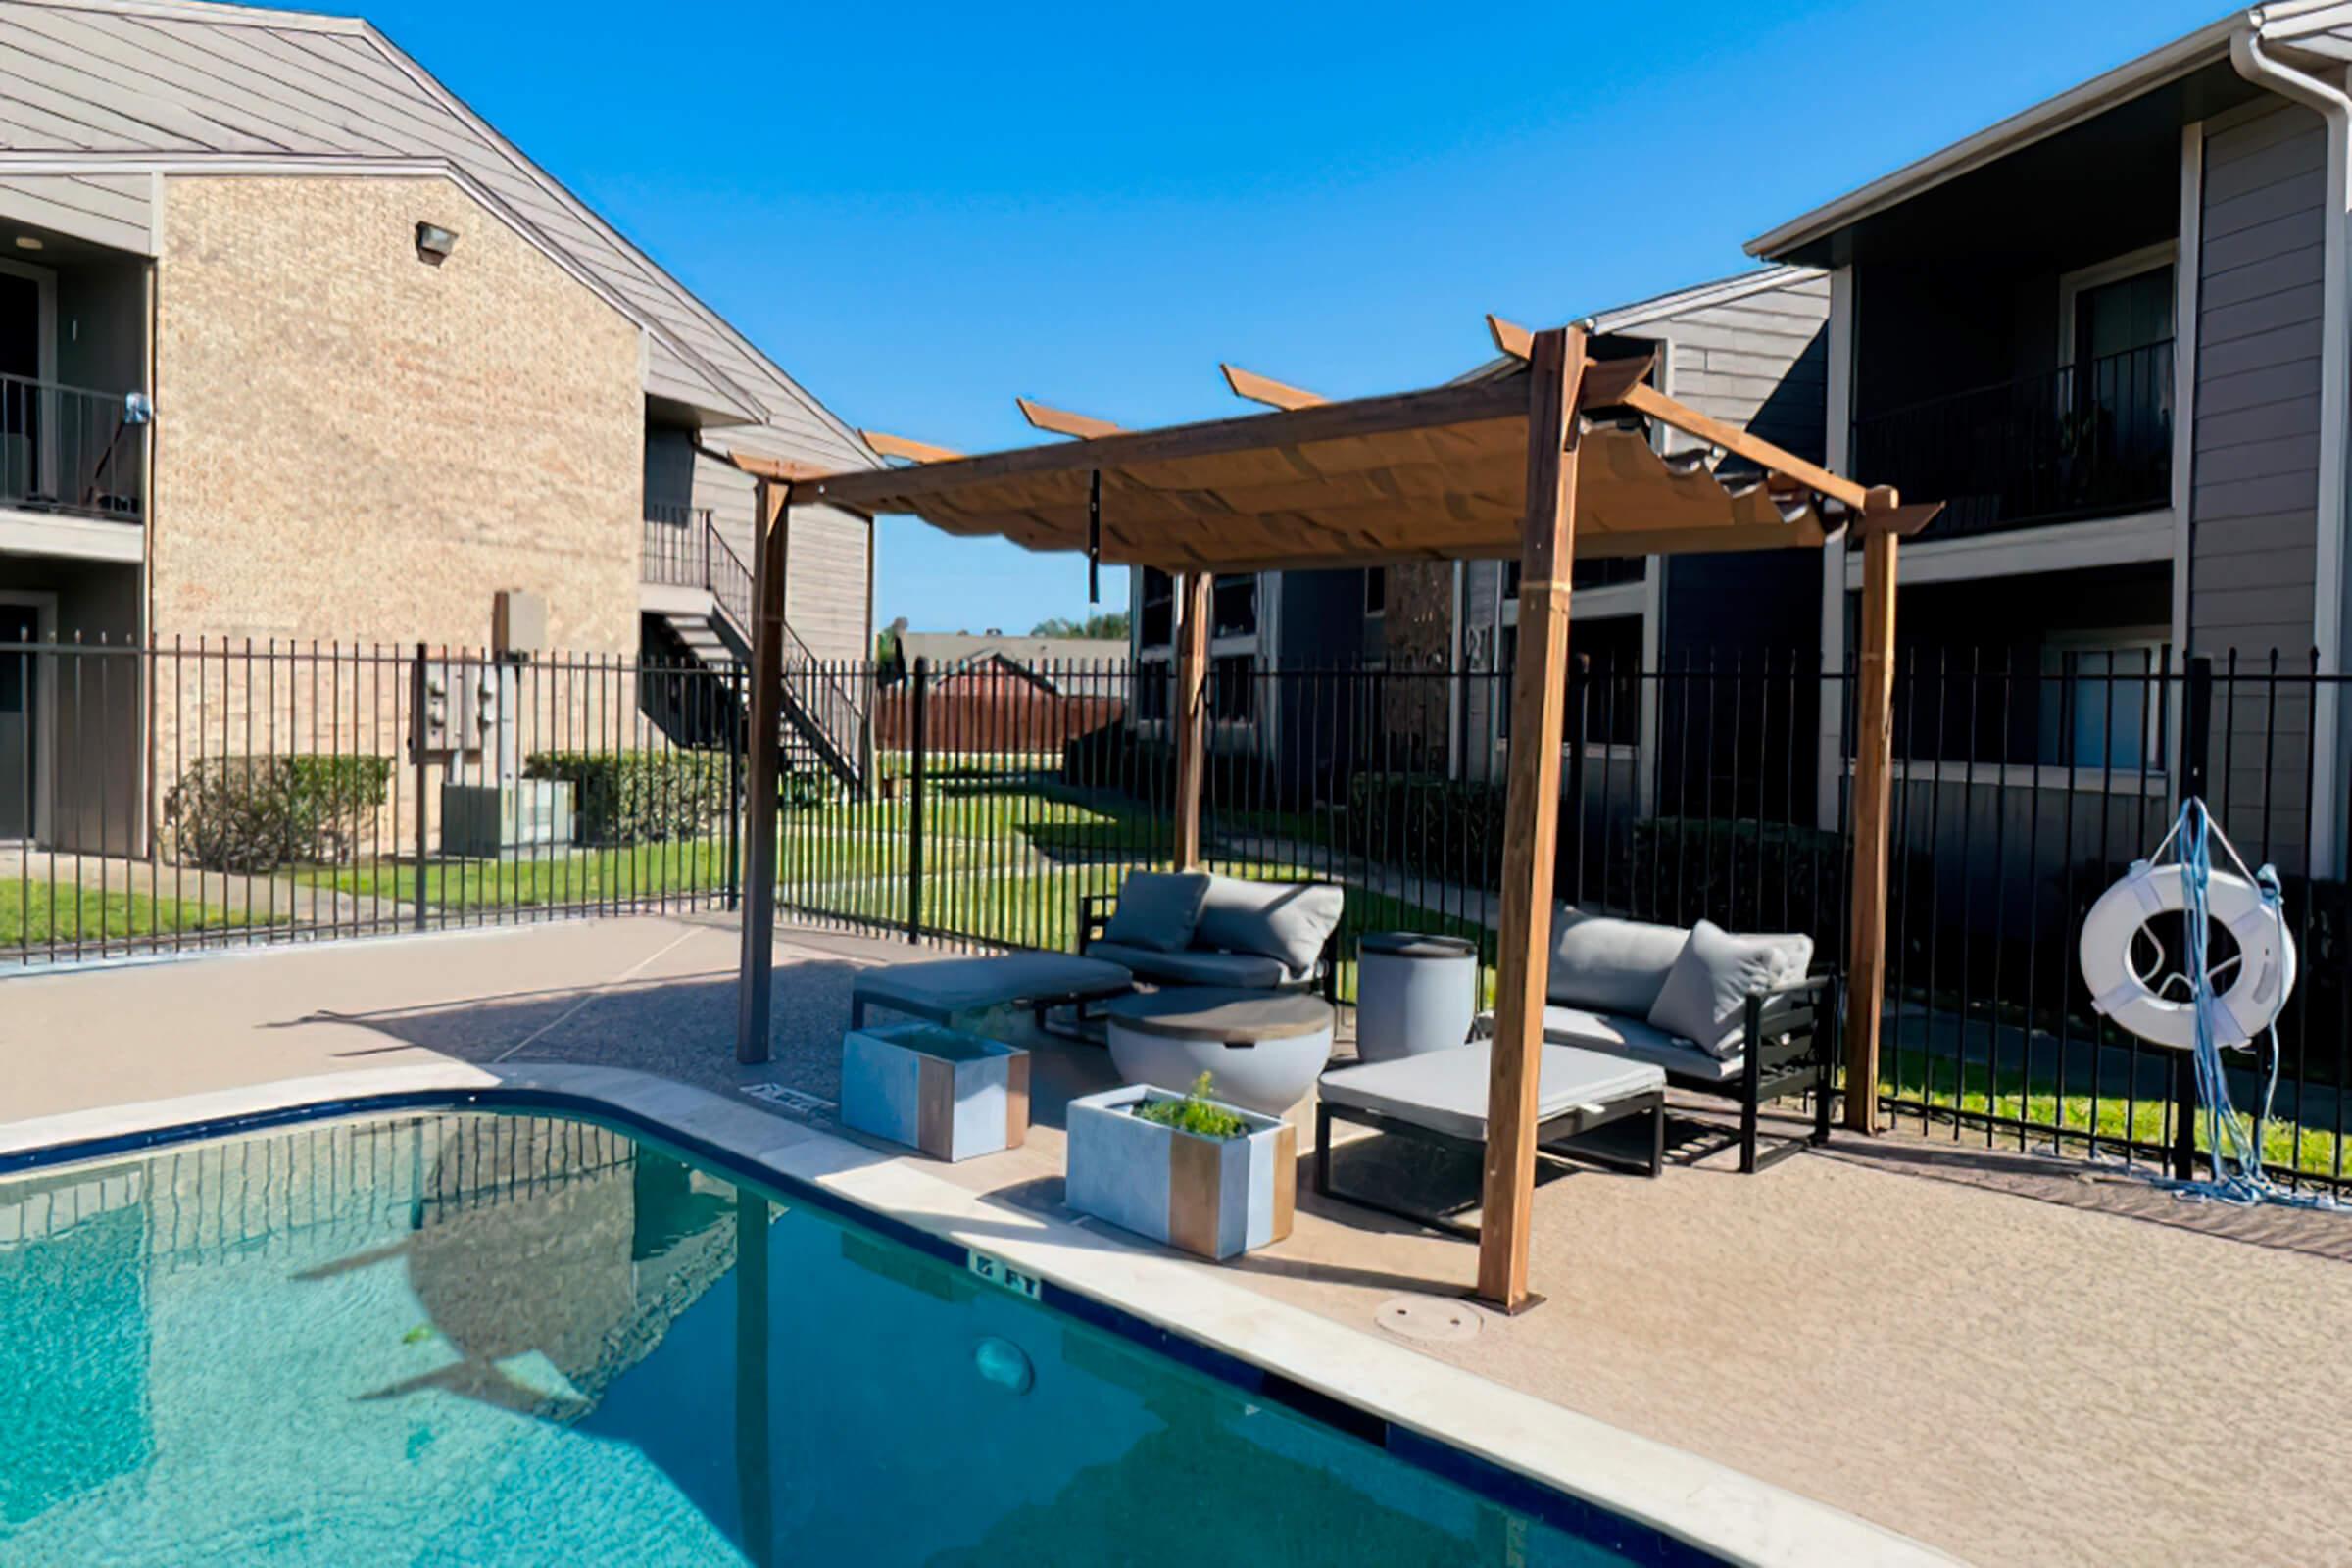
[{"xmin": 0, "ymin": 1109, "xmax": 1676, "ymax": 1565}]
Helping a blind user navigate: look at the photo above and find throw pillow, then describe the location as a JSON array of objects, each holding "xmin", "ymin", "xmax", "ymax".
[
  {"xmin": 1645, "ymin": 919, "xmax": 1788, "ymax": 1058},
  {"xmin": 1546, "ymin": 906, "xmax": 1690, "ymax": 1015},
  {"xmin": 1101, "ymin": 872, "xmax": 1211, "ymax": 953}
]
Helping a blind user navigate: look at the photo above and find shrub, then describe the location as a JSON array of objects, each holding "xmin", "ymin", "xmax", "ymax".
[
  {"xmin": 1133, "ymin": 1073, "xmax": 1249, "ymax": 1139},
  {"xmin": 166, "ymin": 755, "xmax": 394, "ymax": 872},
  {"xmin": 1347, "ymin": 773, "xmax": 1508, "ymax": 885},
  {"xmin": 523, "ymin": 749, "xmax": 732, "ymax": 845}
]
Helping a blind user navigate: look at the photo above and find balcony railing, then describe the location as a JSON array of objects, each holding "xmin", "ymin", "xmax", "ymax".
[
  {"xmin": 1850, "ymin": 338, "xmax": 2173, "ymax": 541},
  {"xmin": 0, "ymin": 373, "xmax": 147, "ymax": 523}
]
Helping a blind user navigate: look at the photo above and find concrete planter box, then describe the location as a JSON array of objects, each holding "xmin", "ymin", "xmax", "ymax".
[
  {"xmin": 1065, "ymin": 1085, "xmax": 1296, "ymax": 1260},
  {"xmin": 840, "ymin": 1021, "xmax": 1029, "ymax": 1162}
]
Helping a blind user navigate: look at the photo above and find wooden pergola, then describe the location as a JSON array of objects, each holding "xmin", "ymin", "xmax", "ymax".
[{"xmin": 732, "ymin": 324, "xmax": 1936, "ymax": 1312}]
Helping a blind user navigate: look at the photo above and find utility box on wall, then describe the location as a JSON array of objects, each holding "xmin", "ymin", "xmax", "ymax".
[
  {"xmin": 494, "ymin": 590, "xmax": 549, "ymax": 659},
  {"xmin": 440, "ymin": 781, "xmax": 575, "ymax": 858}
]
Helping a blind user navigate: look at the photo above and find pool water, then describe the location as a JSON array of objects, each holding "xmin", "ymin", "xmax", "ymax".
[{"xmin": 0, "ymin": 1108, "xmax": 1675, "ymax": 1565}]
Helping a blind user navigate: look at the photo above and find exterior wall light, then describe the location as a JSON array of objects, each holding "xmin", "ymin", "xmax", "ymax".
[
  {"xmin": 415, "ymin": 221, "xmax": 458, "ymax": 266},
  {"xmin": 13, "ymin": 235, "xmax": 41, "ymax": 251}
]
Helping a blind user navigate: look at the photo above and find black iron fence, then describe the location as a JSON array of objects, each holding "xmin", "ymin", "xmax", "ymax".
[
  {"xmin": 6, "ymin": 639, "xmax": 2347, "ymax": 1191},
  {"xmin": 1, "ymin": 639, "xmax": 744, "ymax": 963}
]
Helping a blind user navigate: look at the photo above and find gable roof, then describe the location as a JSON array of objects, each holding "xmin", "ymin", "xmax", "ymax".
[
  {"xmin": 1454, "ymin": 263, "xmax": 1825, "ymax": 384},
  {"xmin": 898, "ymin": 632, "xmax": 1131, "ymax": 675},
  {"xmin": 0, "ymin": 0, "xmax": 876, "ymax": 470}
]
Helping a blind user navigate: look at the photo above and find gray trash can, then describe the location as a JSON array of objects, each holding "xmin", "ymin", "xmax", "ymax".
[{"xmin": 1355, "ymin": 932, "xmax": 1479, "ymax": 1064}]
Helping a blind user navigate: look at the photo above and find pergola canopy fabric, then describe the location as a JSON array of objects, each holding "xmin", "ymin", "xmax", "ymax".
[{"xmin": 786, "ymin": 350, "xmax": 1925, "ymax": 572}]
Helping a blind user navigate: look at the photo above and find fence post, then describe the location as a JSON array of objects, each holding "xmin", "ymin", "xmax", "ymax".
[
  {"xmin": 409, "ymin": 642, "xmax": 428, "ymax": 930},
  {"xmin": 2169, "ymin": 654, "xmax": 2215, "ymax": 1180},
  {"xmin": 2180, "ymin": 655, "xmax": 2212, "ymax": 805},
  {"xmin": 725, "ymin": 662, "xmax": 743, "ymax": 912},
  {"xmin": 907, "ymin": 658, "xmax": 928, "ymax": 945}
]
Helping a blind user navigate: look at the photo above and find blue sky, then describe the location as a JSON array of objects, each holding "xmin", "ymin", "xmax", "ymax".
[{"xmin": 356, "ymin": 0, "xmax": 2222, "ymax": 635}]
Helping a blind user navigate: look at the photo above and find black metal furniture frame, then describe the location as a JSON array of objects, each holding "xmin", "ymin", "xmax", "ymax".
[
  {"xmin": 1314, "ymin": 1086, "xmax": 1665, "ymax": 1241},
  {"xmin": 1675, "ymin": 971, "xmax": 1840, "ymax": 1174}
]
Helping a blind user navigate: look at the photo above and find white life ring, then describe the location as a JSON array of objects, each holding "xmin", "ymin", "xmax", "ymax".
[{"xmin": 2078, "ymin": 859, "xmax": 2295, "ymax": 1049}]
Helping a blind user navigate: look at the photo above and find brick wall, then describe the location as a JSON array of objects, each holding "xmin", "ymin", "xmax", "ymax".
[
  {"xmin": 1380, "ymin": 562, "xmax": 1453, "ymax": 767},
  {"xmin": 150, "ymin": 174, "xmax": 644, "ymax": 655}
]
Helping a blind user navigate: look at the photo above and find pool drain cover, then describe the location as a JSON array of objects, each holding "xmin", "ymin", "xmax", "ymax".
[{"xmin": 1375, "ymin": 1295, "xmax": 1483, "ymax": 1344}]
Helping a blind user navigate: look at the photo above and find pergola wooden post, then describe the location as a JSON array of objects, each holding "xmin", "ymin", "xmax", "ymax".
[
  {"xmin": 1476, "ymin": 326, "xmax": 1585, "ymax": 1310},
  {"xmin": 1172, "ymin": 571, "xmax": 1211, "ymax": 870},
  {"xmin": 735, "ymin": 477, "xmax": 790, "ymax": 1065},
  {"xmin": 1842, "ymin": 521, "xmax": 1901, "ymax": 1131}
]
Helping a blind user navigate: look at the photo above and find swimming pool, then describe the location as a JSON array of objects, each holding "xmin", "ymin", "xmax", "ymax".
[{"xmin": 0, "ymin": 1104, "xmax": 1713, "ymax": 1565}]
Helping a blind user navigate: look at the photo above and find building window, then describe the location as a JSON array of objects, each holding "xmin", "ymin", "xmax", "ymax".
[
  {"xmin": 2039, "ymin": 638, "xmax": 2170, "ymax": 771},
  {"xmin": 1495, "ymin": 615, "xmax": 1642, "ymax": 747},
  {"xmin": 1140, "ymin": 569, "xmax": 1174, "ymax": 649},
  {"xmin": 1210, "ymin": 655, "xmax": 1254, "ymax": 723},
  {"xmin": 1135, "ymin": 660, "xmax": 1170, "ymax": 722},
  {"xmin": 1212, "ymin": 574, "xmax": 1257, "ymax": 639},
  {"xmin": 1364, "ymin": 567, "xmax": 1387, "ymax": 617}
]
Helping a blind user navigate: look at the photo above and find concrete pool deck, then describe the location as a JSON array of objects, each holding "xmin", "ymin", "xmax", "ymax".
[{"xmin": 6, "ymin": 914, "xmax": 2351, "ymax": 1566}]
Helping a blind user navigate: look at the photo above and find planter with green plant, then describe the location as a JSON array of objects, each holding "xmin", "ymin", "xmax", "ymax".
[{"xmin": 1066, "ymin": 1072, "xmax": 1296, "ymax": 1260}]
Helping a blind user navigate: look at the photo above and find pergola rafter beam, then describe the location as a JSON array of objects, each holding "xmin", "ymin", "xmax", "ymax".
[
  {"xmin": 1221, "ymin": 363, "xmax": 1326, "ymax": 410},
  {"xmin": 1016, "ymin": 397, "xmax": 1124, "ymax": 439},
  {"xmin": 861, "ymin": 428, "xmax": 963, "ymax": 464}
]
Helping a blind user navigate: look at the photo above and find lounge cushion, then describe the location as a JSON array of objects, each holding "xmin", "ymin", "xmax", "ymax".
[
  {"xmin": 1319, "ymin": 1039, "xmax": 1665, "ymax": 1144},
  {"xmin": 852, "ymin": 954, "xmax": 1135, "ymax": 1020},
  {"xmin": 1540, "ymin": 1004, "xmax": 1742, "ymax": 1083},
  {"xmin": 1101, "ymin": 871, "xmax": 1211, "ymax": 953},
  {"xmin": 1086, "ymin": 940, "xmax": 1294, "ymax": 990},
  {"xmin": 1195, "ymin": 876, "xmax": 1345, "ymax": 972},
  {"xmin": 1646, "ymin": 920, "xmax": 1796, "ymax": 1058},
  {"xmin": 1546, "ymin": 906, "xmax": 1689, "ymax": 1015}
]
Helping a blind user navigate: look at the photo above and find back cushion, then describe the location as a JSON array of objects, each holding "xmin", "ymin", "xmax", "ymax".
[
  {"xmin": 1545, "ymin": 906, "xmax": 1690, "ymax": 1016},
  {"xmin": 1195, "ymin": 876, "xmax": 1346, "ymax": 973},
  {"xmin": 1102, "ymin": 872, "xmax": 1211, "ymax": 953}
]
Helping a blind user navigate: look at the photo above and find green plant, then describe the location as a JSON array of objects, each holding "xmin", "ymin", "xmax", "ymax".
[
  {"xmin": 1133, "ymin": 1072, "xmax": 1249, "ymax": 1139},
  {"xmin": 523, "ymin": 749, "xmax": 733, "ymax": 845},
  {"xmin": 165, "ymin": 755, "xmax": 394, "ymax": 872}
]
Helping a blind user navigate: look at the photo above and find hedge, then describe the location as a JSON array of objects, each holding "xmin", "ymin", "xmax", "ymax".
[
  {"xmin": 165, "ymin": 755, "xmax": 394, "ymax": 872},
  {"xmin": 523, "ymin": 749, "xmax": 732, "ymax": 845}
]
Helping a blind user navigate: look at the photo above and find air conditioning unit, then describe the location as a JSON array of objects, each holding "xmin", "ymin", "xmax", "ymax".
[{"xmin": 439, "ymin": 780, "xmax": 574, "ymax": 858}]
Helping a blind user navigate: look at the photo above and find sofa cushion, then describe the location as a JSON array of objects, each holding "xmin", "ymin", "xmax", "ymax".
[
  {"xmin": 1195, "ymin": 876, "xmax": 1344, "ymax": 972},
  {"xmin": 1645, "ymin": 920, "xmax": 1799, "ymax": 1058},
  {"xmin": 1546, "ymin": 906, "xmax": 1689, "ymax": 1015},
  {"xmin": 1101, "ymin": 871, "xmax": 1211, "ymax": 953},
  {"xmin": 1085, "ymin": 940, "xmax": 1293, "ymax": 990},
  {"xmin": 1319, "ymin": 1040, "xmax": 1665, "ymax": 1144},
  {"xmin": 1539, "ymin": 1004, "xmax": 1742, "ymax": 1083}
]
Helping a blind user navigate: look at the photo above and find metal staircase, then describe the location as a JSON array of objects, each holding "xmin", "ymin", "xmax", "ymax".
[{"xmin": 640, "ymin": 510, "xmax": 868, "ymax": 795}]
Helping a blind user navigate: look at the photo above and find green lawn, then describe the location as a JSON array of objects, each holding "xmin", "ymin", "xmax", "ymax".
[
  {"xmin": 0, "ymin": 877, "xmax": 268, "ymax": 951},
  {"xmin": 1880, "ymin": 1046, "xmax": 2348, "ymax": 1183},
  {"xmin": 306, "ymin": 838, "xmax": 733, "ymax": 910}
]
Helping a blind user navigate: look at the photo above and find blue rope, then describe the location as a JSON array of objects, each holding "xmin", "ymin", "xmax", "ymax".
[{"xmin": 2170, "ymin": 798, "xmax": 2320, "ymax": 1208}]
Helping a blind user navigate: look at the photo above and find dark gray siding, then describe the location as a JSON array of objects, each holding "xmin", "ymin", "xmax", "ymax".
[
  {"xmin": 2191, "ymin": 100, "xmax": 2326, "ymax": 863},
  {"xmin": 2192, "ymin": 101, "xmax": 2324, "ymax": 658}
]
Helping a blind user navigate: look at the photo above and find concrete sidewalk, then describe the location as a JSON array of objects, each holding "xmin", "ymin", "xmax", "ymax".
[{"xmin": 6, "ymin": 914, "xmax": 2350, "ymax": 1566}]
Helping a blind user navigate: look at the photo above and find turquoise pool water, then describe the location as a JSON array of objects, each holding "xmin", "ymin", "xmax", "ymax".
[{"xmin": 0, "ymin": 1107, "xmax": 1683, "ymax": 1565}]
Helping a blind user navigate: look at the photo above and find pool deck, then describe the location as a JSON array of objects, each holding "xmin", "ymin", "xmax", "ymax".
[{"xmin": 7, "ymin": 914, "xmax": 2351, "ymax": 1566}]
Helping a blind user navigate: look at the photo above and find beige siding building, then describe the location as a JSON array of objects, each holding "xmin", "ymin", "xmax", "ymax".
[{"xmin": 0, "ymin": 0, "xmax": 879, "ymax": 850}]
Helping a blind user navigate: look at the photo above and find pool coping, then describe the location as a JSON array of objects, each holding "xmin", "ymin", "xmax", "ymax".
[{"xmin": 0, "ymin": 1062, "xmax": 1956, "ymax": 1568}]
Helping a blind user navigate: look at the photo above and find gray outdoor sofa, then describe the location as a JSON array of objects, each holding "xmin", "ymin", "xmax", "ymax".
[
  {"xmin": 1079, "ymin": 871, "xmax": 1345, "ymax": 1000},
  {"xmin": 1478, "ymin": 907, "xmax": 1838, "ymax": 1173}
]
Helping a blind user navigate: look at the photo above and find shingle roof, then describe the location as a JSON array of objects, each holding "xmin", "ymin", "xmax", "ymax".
[{"xmin": 0, "ymin": 0, "xmax": 876, "ymax": 470}]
